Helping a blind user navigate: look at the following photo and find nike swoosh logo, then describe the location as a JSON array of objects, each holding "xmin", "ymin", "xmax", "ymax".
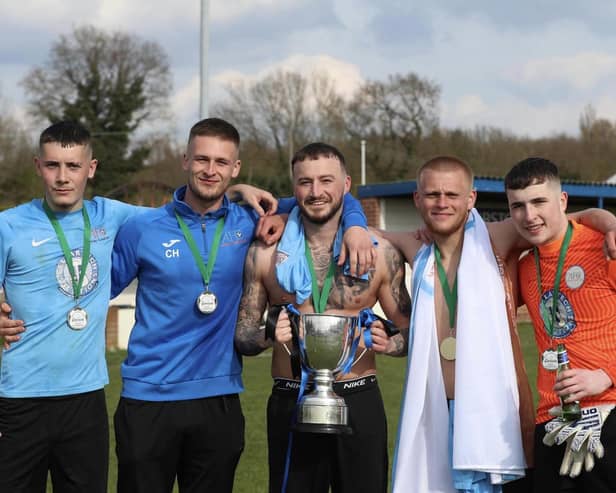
[
  {"xmin": 162, "ymin": 239, "xmax": 181, "ymax": 248},
  {"xmin": 32, "ymin": 237, "xmax": 53, "ymax": 247}
]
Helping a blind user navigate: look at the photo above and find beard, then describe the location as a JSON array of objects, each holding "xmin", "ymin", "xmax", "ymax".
[{"xmin": 298, "ymin": 195, "xmax": 344, "ymax": 225}]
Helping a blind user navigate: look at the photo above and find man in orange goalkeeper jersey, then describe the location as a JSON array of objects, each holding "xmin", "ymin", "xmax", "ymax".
[{"xmin": 505, "ymin": 157, "xmax": 616, "ymax": 493}]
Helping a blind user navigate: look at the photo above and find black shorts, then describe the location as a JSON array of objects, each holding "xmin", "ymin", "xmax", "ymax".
[
  {"xmin": 114, "ymin": 394, "xmax": 245, "ymax": 493},
  {"xmin": 533, "ymin": 408, "xmax": 616, "ymax": 493},
  {"xmin": 0, "ymin": 389, "xmax": 108, "ymax": 493},
  {"xmin": 267, "ymin": 375, "xmax": 388, "ymax": 493}
]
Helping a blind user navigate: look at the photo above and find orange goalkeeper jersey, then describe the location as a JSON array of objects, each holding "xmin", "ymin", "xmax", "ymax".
[{"xmin": 519, "ymin": 222, "xmax": 616, "ymax": 423}]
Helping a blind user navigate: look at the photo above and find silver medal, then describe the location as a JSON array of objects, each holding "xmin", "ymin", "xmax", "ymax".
[
  {"xmin": 541, "ymin": 349, "xmax": 558, "ymax": 371},
  {"xmin": 197, "ymin": 291, "xmax": 217, "ymax": 314},
  {"xmin": 67, "ymin": 307, "xmax": 88, "ymax": 330}
]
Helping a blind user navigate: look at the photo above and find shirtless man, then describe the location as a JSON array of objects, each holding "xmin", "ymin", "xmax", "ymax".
[
  {"xmin": 386, "ymin": 156, "xmax": 536, "ymax": 493},
  {"xmin": 385, "ymin": 156, "xmax": 616, "ymax": 493},
  {"xmin": 234, "ymin": 142, "xmax": 410, "ymax": 493}
]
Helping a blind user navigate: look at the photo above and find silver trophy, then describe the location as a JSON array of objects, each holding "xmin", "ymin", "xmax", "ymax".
[{"xmin": 290, "ymin": 312, "xmax": 359, "ymax": 434}]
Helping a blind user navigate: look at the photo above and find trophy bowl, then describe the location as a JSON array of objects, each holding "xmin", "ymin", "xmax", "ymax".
[{"xmin": 292, "ymin": 313, "xmax": 358, "ymax": 434}]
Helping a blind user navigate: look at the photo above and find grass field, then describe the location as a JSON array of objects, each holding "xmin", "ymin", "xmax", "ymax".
[{"xmin": 47, "ymin": 322, "xmax": 539, "ymax": 492}]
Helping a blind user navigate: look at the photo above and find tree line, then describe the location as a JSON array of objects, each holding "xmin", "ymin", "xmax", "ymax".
[{"xmin": 1, "ymin": 25, "xmax": 615, "ymax": 208}]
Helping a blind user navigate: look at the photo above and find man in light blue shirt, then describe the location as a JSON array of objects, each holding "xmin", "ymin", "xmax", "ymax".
[{"xmin": 0, "ymin": 121, "xmax": 140, "ymax": 493}]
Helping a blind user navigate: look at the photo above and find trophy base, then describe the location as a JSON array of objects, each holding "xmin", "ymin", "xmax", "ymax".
[
  {"xmin": 293, "ymin": 422, "xmax": 353, "ymax": 435},
  {"xmin": 295, "ymin": 391, "xmax": 351, "ymax": 435}
]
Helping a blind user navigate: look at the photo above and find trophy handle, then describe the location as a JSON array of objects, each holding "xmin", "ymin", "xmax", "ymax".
[
  {"xmin": 358, "ymin": 308, "xmax": 399, "ymax": 339},
  {"xmin": 264, "ymin": 304, "xmax": 285, "ymax": 341},
  {"xmin": 285, "ymin": 304, "xmax": 306, "ymax": 379},
  {"xmin": 335, "ymin": 310, "xmax": 398, "ymax": 376}
]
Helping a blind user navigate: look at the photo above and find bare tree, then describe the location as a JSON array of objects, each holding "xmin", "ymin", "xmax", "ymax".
[
  {"xmin": 345, "ymin": 72, "xmax": 440, "ymax": 180},
  {"xmin": 311, "ymin": 73, "xmax": 348, "ymax": 142},
  {"xmin": 214, "ymin": 70, "xmax": 318, "ymax": 180},
  {"xmin": 578, "ymin": 104, "xmax": 616, "ymax": 180},
  {"xmin": 21, "ymin": 25, "xmax": 172, "ymax": 193}
]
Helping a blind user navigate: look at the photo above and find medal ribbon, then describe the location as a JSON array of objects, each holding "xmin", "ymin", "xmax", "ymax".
[
  {"xmin": 175, "ymin": 212, "xmax": 224, "ymax": 289},
  {"xmin": 434, "ymin": 245, "xmax": 458, "ymax": 330},
  {"xmin": 42, "ymin": 201, "xmax": 91, "ymax": 303},
  {"xmin": 533, "ymin": 221, "xmax": 573, "ymax": 337},
  {"xmin": 304, "ymin": 240, "xmax": 336, "ymax": 314}
]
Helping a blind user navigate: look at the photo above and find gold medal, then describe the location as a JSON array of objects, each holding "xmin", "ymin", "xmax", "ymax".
[
  {"xmin": 434, "ymin": 246, "xmax": 457, "ymax": 362},
  {"xmin": 440, "ymin": 336, "xmax": 456, "ymax": 361}
]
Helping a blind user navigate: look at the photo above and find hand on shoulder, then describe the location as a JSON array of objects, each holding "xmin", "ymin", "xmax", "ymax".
[{"xmin": 372, "ymin": 228, "xmax": 423, "ymax": 264}]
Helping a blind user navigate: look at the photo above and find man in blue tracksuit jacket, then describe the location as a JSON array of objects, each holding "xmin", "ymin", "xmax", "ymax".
[{"xmin": 110, "ymin": 117, "xmax": 368, "ymax": 493}]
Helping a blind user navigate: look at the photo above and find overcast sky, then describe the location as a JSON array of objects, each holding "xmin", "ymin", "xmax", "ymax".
[{"xmin": 3, "ymin": 0, "xmax": 616, "ymax": 140}]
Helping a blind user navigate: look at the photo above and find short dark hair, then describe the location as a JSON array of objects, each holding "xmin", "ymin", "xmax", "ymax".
[
  {"xmin": 39, "ymin": 121, "xmax": 91, "ymax": 151},
  {"xmin": 188, "ymin": 117, "xmax": 240, "ymax": 147},
  {"xmin": 291, "ymin": 142, "xmax": 346, "ymax": 172},
  {"xmin": 417, "ymin": 155, "xmax": 474, "ymax": 186},
  {"xmin": 504, "ymin": 157, "xmax": 560, "ymax": 190}
]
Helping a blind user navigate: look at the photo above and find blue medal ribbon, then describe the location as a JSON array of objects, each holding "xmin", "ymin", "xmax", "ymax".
[{"xmin": 280, "ymin": 304, "xmax": 311, "ymax": 493}]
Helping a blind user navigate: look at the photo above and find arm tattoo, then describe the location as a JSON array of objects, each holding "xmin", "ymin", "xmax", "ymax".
[
  {"xmin": 235, "ymin": 243, "xmax": 271, "ymax": 355},
  {"xmin": 386, "ymin": 246, "xmax": 411, "ymax": 317},
  {"xmin": 388, "ymin": 334, "xmax": 407, "ymax": 357},
  {"xmin": 384, "ymin": 244, "xmax": 411, "ymax": 356}
]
